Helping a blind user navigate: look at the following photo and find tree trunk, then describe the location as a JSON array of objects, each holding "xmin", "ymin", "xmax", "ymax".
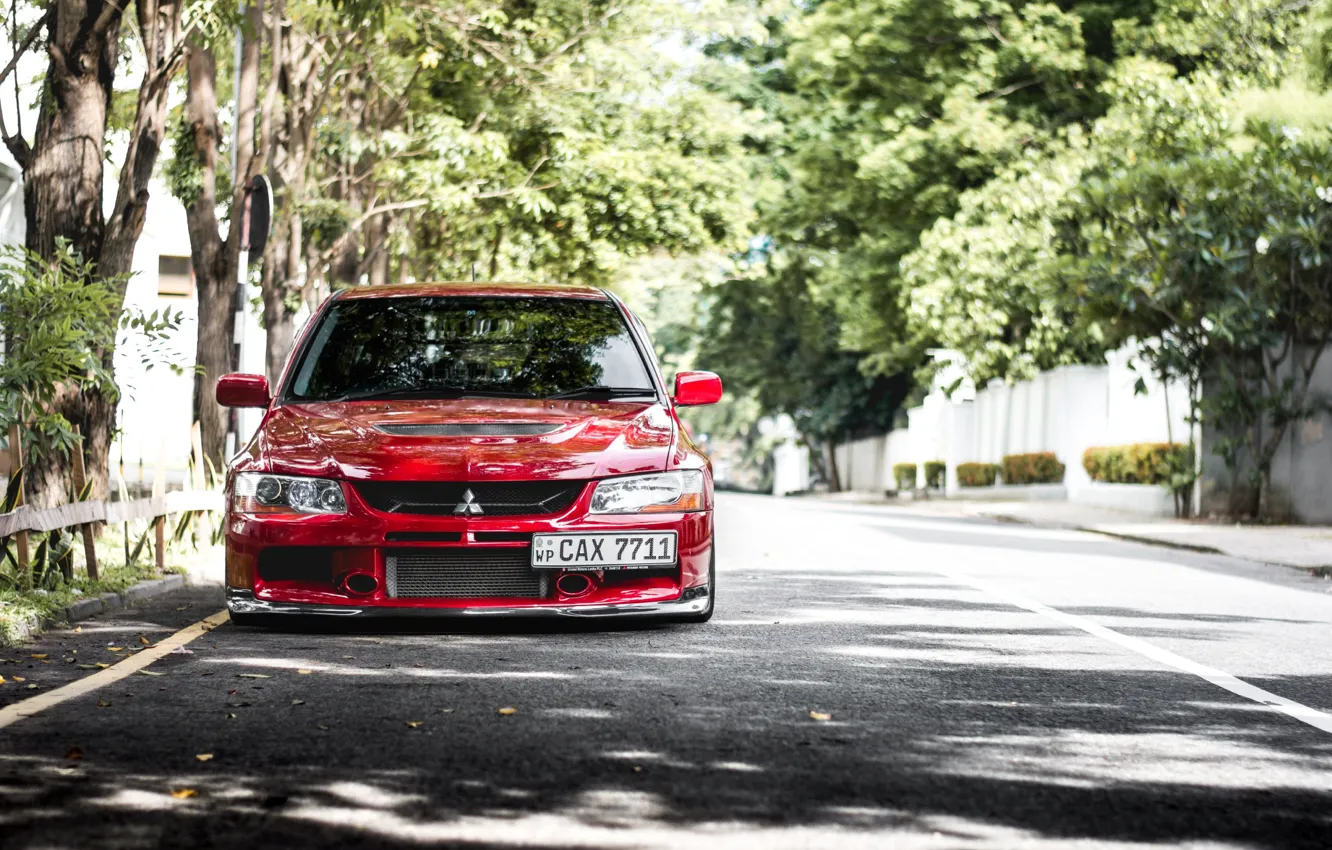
[
  {"xmin": 12, "ymin": 5, "xmax": 120, "ymax": 507},
  {"xmin": 260, "ymin": 237, "xmax": 299, "ymax": 384},
  {"xmin": 183, "ymin": 44, "xmax": 239, "ymax": 468},
  {"xmin": 5, "ymin": 2, "xmax": 187, "ymax": 506}
]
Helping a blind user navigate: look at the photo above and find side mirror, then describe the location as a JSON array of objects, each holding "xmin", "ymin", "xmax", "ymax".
[
  {"xmin": 216, "ymin": 373, "xmax": 271, "ymax": 408},
  {"xmin": 673, "ymin": 371, "xmax": 723, "ymax": 407}
]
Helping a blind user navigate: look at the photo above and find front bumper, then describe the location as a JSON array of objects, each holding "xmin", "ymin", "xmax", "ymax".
[{"xmin": 226, "ymin": 586, "xmax": 711, "ymax": 619}]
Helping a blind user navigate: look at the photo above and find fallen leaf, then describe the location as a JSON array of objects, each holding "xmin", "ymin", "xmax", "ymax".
[
  {"xmin": 0, "ymin": 675, "xmax": 5, "ymax": 684},
  {"xmin": 809, "ymin": 711, "xmax": 832, "ymax": 722},
  {"xmin": 25, "ymin": 684, "xmax": 37, "ymax": 690},
  {"xmin": 77, "ymin": 664, "xmax": 99, "ymax": 670},
  {"xmin": 74, "ymin": 627, "xmax": 82, "ymax": 632},
  {"xmin": 55, "ymin": 767, "xmax": 78, "ymax": 776},
  {"xmin": 31, "ymin": 654, "xmax": 48, "ymax": 660},
  {"xmin": 316, "ymin": 724, "xmax": 330, "ymax": 731},
  {"xmin": 66, "ymin": 747, "xmax": 84, "ymax": 760},
  {"xmin": 97, "ymin": 698, "xmax": 111, "ymax": 708},
  {"xmin": 236, "ymin": 673, "xmax": 271, "ymax": 679},
  {"xmin": 139, "ymin": 670, "xmax": 164, "ymax": 677},
  {"xmin": 633, "ymin": 766, "xmax": 643, "ymax": 773},
  {"xmin": 139, "ymin": 636, "xmax": 151, "ymax": 646},
  {"xmin": 195, "ymin": 754, "xmax": 214, "ymax": 762},
  {"xmin": 175, "ymin": 606, "xmax": 188, "ymax": 611},
  {"xmin": 297, "ymin": 669, "xmax": 313, "ymax": 675},
  {"xmin": 406, "ymin": 720, "xmax": 424, "ymax": 728},
  {"xmin": 95, "ymin": 663, "xmax": 110, "ymax": 669},
  {"xmin": 291, "ymin": 699, "xmax": 305, "ymax": 706},
  {"xmin": 107, "ymin": 647, "xmax": 124, "ymax": 652},
  {"xmin": 439, "ymin": 708, "xmax": 455, "ymax": 714},
  {"xmin": 170, "ymin": 788, "xmax": 197, "ymax": 799},
  {"xmin": 40, "ymin": 659, "xmax": 51, "ymax": 664},
  {"xmin": 12, "ymin": 675, "xmax": 25, "ymax": 682},
  {"xmin": 497, "ymin": 707, "xmax": 517, "ymax": 716},
  {"xmin": 225, "ymin": 713, "xmax": 237, "ymax": 720}
]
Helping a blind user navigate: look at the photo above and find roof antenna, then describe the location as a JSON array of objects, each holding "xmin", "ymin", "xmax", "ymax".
[{"xmin": 471, "ymin": 263, "xmax": 477, "ymax": 282}]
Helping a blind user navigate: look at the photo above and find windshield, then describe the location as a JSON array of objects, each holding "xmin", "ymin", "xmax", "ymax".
[{"xmin": 284, "ymin": 295, "xmax": 657, "ymax": 402}]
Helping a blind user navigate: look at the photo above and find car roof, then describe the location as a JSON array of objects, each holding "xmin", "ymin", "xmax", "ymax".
[{"xmin": 335, "ymin": 281, "xmax": 611, "ymax": 301}]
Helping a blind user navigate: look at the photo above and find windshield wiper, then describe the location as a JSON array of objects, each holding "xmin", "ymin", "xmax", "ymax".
[
  {"xmin": 544, "ymin": 385, "xmax": 657, "ymax": 400},
  {"xmin": 324, "ymin": 385, "xmax": 536, "ymax": 403}
]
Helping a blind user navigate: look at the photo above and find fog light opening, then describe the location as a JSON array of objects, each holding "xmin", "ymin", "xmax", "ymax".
[
  {"xmin": 556, "ymin": 572, "xmax": 594, "ymax": 597},
  {"xmin": 341, "ymin": 572, "xmax": 379, "ymax": 596}
]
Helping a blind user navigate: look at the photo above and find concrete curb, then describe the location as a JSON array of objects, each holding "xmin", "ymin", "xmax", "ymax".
[{"xmin": 0, "ymin": 574, "xmax": 187, "ymax": 648}]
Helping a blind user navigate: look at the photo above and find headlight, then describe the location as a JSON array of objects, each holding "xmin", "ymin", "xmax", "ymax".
[
  {"xmin": 589, "ymin": 470, "xmax": 705, "ymax": 514},
  {"xmin": 232, "ymin": 473, "xmax": 347, "ymax": 515}
]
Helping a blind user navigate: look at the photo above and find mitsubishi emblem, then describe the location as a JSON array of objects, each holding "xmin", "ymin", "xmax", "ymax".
[{"xmin": 454, "ymin": 488, "xmax": 484, "ymax": 516}]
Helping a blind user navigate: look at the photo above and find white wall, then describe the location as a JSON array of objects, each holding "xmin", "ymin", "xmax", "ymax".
[{"xmin": 828, "ymin": 343, "xmax": 1192, "ymax": 514}]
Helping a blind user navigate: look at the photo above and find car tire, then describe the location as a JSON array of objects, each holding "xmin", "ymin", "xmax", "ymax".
[{"xmin": 680, "ymin": 550, "xmax": 716, "ymax": 624}]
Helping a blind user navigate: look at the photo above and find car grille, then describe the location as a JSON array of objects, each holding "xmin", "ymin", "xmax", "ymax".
[
  {"xmin": 385, "ymin": 549, "xmax": 549, "ymax": 599},
  {"xmin": 354, "ymin": 480, "xmax": 585, "ymax": 516}
]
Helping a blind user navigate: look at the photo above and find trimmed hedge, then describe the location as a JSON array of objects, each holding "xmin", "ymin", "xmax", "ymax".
[
  {"xmin": 892, "ymin": 462, "xmax": 917, "ymax": 491},
  {"xmin": 1083, "ymin": 443, "xmax": 1189, "ymax": 485},
  {"xmin": 956, "ymin": 462, "xmax": 999, "ymax": 487},
  {"xmin": 923, "ymin": 460, "xmax": 946, "ymax": 489},
  {"xmin": 1001, "ymin": 452, "xmax": 1066, "ymax": 485}
]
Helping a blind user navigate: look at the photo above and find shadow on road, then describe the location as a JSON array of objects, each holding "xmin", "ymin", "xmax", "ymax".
[{"xmin": 3, "ymin": 519, "xmax": 1331, "ymax": 849}]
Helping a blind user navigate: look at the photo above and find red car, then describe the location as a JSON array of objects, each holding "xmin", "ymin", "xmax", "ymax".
[{"xmin": 215, "ymin": 282, "xmax": 721, "ymax": 624}]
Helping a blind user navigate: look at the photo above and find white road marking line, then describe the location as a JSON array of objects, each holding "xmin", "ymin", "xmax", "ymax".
[
  {"xmin": 0, "ymin": 609, "xmax": 230, "ymax": 730},
  {"xmin": 936, "ymin": 568, "xmax": 1332, "ymax": 735}
]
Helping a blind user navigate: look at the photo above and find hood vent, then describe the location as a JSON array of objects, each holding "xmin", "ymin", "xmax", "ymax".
[{"xmin": 375, "ymin": 423, "xmax": 562, "ymax": 437}]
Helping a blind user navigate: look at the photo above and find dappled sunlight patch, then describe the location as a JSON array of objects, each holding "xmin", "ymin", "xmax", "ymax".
[
  {"xmin": 539, "ymin": 707, "xmax": 615, "ymax": 720},
  {"xmin": 322, "ymin": 780, "xmax": 425, "ymax": 809},
  {"xmin": 925, "ymin": 729, "xmax": 1332, "ymax": 791},
  {"xmin": 710, "ymin": 761, "xmax": 763, "ymax": 773},
  {"xmin": 204, "ymin": 656, "xmax": 573, "ymax": 680}
]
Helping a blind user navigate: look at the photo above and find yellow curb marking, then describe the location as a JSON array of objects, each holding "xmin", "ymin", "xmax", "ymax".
[{"xmin": 0, "ymin": 610, "xmax": 230, "ymax": 730}]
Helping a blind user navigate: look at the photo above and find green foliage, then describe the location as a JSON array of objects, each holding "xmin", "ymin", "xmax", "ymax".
[
  {"xmin": 957, "ymin": 462, "xmax": 1000, "ymax": 488},
  {"xmin": 922, "ymin": 460, "xmax": 946, "ymax": 490},
  {"xmin": 698, "ymin": 256, "xmax": 908, "ymax": 443},
  {"xmin": 1083, "ymin": 443, "xmax": 1190, "ymax": 485},
  {"xmin": 1001, "ymin": 452, "xmax": 1066, "ymax": 485},
  {"xmin": 1071, "ymin": 120, "xmax": 1332, "ymax": 514},
  {"xmin": 164, "ymin": 113, "xmax": 205, "ymax": 209},
  {"xmin": 892, "ymin": 463, "xmax": 917, "ymax": 491},
  {"xmin": 0, "ymin": 243, "xmax": 121, "ymax": 458}
]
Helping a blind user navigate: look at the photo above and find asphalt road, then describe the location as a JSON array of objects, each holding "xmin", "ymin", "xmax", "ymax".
[{"xmin": 3, "ymin": 493, "xmax": 1332, "ymax": 849}]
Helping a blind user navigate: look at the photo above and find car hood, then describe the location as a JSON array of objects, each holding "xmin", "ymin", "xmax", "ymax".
[{"xmin": 248, "ymin": 398, "xmax": 677, "ymax": 482}]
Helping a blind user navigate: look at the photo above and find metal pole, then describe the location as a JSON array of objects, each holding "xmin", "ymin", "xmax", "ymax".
[{"xmin": 228, "ymin": 3, "xmax": 247, "ymax": 453}]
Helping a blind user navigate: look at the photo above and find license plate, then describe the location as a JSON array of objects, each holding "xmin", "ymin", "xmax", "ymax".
[{"xmin": 530, "ymin": 532, "xmax": 677, "ymax": 570}]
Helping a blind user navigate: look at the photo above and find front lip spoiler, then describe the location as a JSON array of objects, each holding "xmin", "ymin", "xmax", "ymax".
[{"xmin": 225, "ymin": 587, "xmax": 709, "ymax": 619}]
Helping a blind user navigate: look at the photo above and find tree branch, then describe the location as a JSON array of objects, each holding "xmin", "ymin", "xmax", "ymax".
[{"xmin": 0, "ymin": 8, "xmax": 49, "ymax": 89}]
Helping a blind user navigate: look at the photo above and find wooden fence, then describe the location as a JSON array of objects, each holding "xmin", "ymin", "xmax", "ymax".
[{"xmin": 2, "ymin": 424, "xmax": 223, "ymax": 582}]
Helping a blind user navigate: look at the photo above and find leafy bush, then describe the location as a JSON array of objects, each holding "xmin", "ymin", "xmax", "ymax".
[
  {"xmin": 956, "ymin": 462, "xmax": 999, "ymax": 487},
  {"xmin": 923, "ymin": 460, "xmax": 946, "ymax": 489},
  {"xmin": 1083, "ymin": 443, "xmax": 1190, "ymax": 485},
  {"xmin": 892, "ymin": 463, "xmax": 917, "ymax": 491},
  {"xmin": 1001, "ymin": 452, "xmax": 1065, "ymax": 485}
]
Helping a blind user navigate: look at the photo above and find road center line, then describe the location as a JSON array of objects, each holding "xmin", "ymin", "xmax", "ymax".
[
  {"xmin": 0, "ymin": 609, "xmax": 230, "ymax": 731},
  {"xmin": 932, "ymin": 567, "xmax": 1332, "ymax": 736}
]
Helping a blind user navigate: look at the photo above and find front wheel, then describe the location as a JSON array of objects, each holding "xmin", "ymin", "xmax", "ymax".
[{"xmin": 679, "ymin": 550, "xmax": 715, "ymax": 623}]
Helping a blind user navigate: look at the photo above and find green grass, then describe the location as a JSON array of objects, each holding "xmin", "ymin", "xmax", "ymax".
[{"xmin": 0, "ymin": 520, "xmax": 203, "ymax": 646}]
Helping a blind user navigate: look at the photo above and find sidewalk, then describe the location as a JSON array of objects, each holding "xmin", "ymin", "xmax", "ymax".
[{"xmin": 810, "ymin": 492, "xmax": 1332, "ymax": 572}]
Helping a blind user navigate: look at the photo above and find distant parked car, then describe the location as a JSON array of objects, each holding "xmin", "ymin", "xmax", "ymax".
[{"xmin": 216, "ymin": 281, "xmax": 721, "ymax": 625}]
